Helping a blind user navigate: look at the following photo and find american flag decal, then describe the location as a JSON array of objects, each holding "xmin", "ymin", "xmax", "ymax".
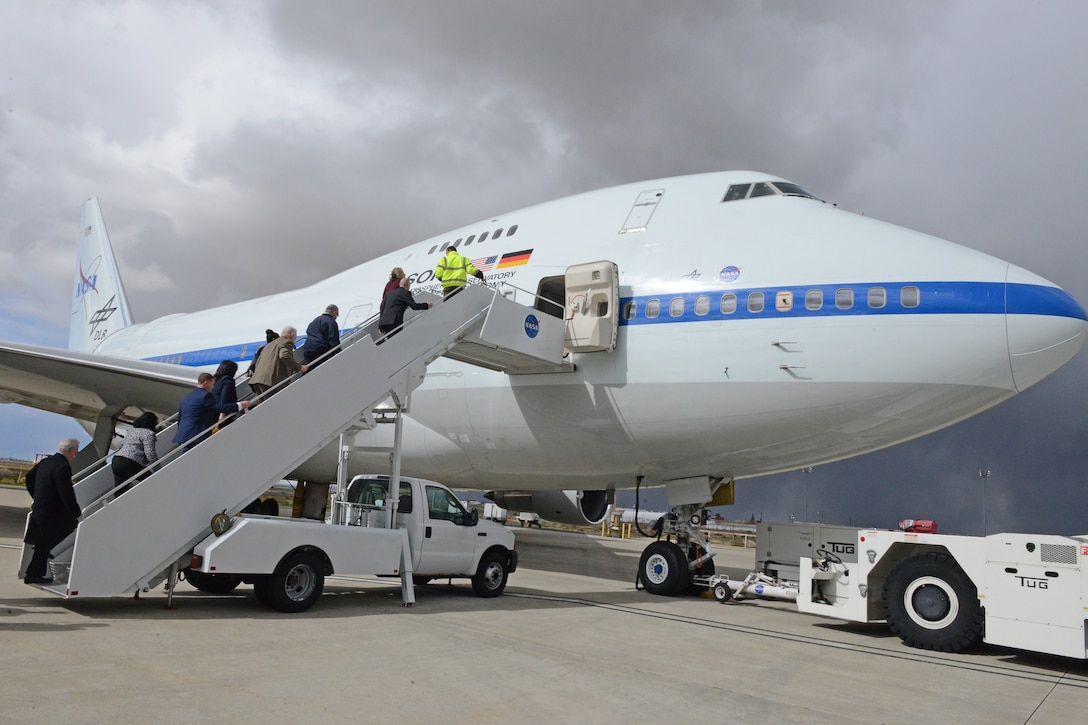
[{"xmin": 472, "ymin": 255, "xmax": 498, "ymax": 272}]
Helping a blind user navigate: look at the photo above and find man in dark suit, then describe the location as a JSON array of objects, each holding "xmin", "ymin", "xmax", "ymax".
[
  {"xmin": 379, "ymin": 278, "xmax": 432, "ymax": 337},
  {"xmin": 24, "ymin": 438, "xmax": 82, "ymax": 584},
  {"xmin": 173, "ymin": 372, "xmax": 250, "ymax": 447}
]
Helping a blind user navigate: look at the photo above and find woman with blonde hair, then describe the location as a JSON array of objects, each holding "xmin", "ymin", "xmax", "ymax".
[{"xmin": 381, "ymin": 267, "xmax": 406, "ymax": 310}]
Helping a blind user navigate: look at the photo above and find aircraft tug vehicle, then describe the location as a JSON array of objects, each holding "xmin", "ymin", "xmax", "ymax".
[{"xmin": 715, "ymin": 521, "xmax": 1088, "ymax": 659}]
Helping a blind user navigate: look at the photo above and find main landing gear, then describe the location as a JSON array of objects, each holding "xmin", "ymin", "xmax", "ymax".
[{"xmin": 636, "ymin": 502, "xmax": 716, "ymax": 597}]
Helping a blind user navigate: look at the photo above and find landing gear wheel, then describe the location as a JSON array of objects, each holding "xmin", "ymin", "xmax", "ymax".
[
  {"xmin": 637, "ymin": 541, "xmax": 686, "ymax": 596},
  {"xmin": 265, "ymin": 550, "xmax": 325, "ymax": 613},
  {"xmin": 185, "ymin": 569, "xmax": 242, "ymax": 594},
  {"xmin": 472, "ymin": 551, "xmax": 509, "ymax": 597},
  {"xmin": 882, "ymin": 551, "xmax": 983, "ymax": 653},
  {"xmin": 713, "ymin": 581, "xmax": 733, "ymax": 603}
]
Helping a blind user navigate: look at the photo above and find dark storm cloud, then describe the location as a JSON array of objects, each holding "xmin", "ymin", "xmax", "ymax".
[
  {"xmin": 264, "ymin": 1, "xmax": 935, "ymax": 189},
  {"xmin": 1, "ymin": 2, "xmax": 1086, "ymax": 536}
]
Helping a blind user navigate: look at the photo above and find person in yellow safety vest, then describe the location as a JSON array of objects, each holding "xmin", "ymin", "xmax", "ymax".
[{"xmin": 435, "ymin": 247, "xmax": 486, "ymax": 298}]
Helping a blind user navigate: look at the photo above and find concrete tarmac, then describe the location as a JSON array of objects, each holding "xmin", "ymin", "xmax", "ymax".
[{"xmin": 2, "ymin": 485, "xmax": 1087, "ymax": 724}]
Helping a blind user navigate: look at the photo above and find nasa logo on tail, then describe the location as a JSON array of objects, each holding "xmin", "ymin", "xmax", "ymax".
[{"xmin": 75, "ymin": 256, "xmax": 102, "ymax": 302}]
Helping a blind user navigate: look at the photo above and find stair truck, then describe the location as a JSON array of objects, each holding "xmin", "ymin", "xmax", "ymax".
[{"xmin": 188, "ymin": 474, "xmax": 517, "ymax": 612}]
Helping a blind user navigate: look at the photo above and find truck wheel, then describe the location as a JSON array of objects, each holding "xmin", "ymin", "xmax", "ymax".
[
  {"xmin": 472, "ymin": 550, "xmax": 509, "ymax": 597},
  {"xmin": 265, "ymin": 550, "xmax": 325, "ymax": 613},
  {"xmin": 882, "ymin": 551, "xmax": 983, "ymax": 653},
  {"xmin": 185, "ymin": 569, "xmax": 242, "ymax": 594},
  {"xmin": 637, "ymin": 541, "xmax": 686, "ymax": 596}
]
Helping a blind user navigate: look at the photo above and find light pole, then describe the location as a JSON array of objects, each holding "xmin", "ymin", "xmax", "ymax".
[
  {"xmin": 802, "ymin": 466, "xmax": 813, "ymax": 521},
  {"xmin": 978, "ymin": 468, "xmax": 990, "ymax": 535}
]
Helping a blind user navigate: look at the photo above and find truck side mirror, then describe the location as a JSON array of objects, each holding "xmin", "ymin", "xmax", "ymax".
[{"xmin": 467, "ymin": 509, "xmax": 479, "ymax": 526}]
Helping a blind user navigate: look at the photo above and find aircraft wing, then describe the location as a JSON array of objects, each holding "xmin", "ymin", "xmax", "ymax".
[{"xmin": 0, "ymin": 340, "xmax": 197, "ymax": 422}]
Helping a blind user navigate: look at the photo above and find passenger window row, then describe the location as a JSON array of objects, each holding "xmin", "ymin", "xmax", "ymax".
[
  {"xmin": 623, "ymin": 286, "xmax": 922, "ymax": 320},
  {"xmin": 428, "ymin": 224, "xmax": 519, "ymax": 255}
]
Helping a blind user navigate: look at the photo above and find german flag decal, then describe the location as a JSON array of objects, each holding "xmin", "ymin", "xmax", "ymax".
[{"xmin": 497, "ymin": 249, "xmax": 533, "ymax": 268}]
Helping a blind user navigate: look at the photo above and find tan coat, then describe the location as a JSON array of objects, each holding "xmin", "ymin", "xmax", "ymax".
[{"xmin": 249, "ymin": 336, "xmax": 302, "ymax": 389}]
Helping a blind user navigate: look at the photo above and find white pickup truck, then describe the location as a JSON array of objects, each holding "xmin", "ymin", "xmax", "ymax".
[{"xmin": 187, "ymin": 475, "xmax": 518, "ymax": 613}]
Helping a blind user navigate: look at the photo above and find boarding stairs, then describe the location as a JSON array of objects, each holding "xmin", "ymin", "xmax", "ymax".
[{"xmin": 19, "ymin": 285, "xmax": 570, "ymax": 598}]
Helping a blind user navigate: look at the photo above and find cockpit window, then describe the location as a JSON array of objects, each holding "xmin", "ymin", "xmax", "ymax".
[
  {"xmin": 771, "ymin": 182, "xmax": 818, "ymax": 199},
  {"xmin": 722, "ymin": 180, "xmax": 821, "ymax": 203},
  {"xmin": 722, "ymin": 184, "xmax": 751, "ymax": 202}
]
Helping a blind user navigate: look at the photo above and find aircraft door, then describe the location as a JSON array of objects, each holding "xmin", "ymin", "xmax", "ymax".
[
  {"xmin": 342, "ymin": 303, "xmax": 373, "ymax": 334},
  {"xmin": 564, "ymin": 260, "xmax": 619, "ymax": 353}
]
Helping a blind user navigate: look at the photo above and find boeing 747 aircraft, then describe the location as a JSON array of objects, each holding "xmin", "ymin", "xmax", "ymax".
[{"xmin": 2, "ymin": 171, "xmax": 1085, "ymax": 595}]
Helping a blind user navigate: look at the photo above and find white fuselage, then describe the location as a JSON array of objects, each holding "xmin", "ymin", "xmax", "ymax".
[{"xmin": 88, "ymin": 172, "xmax": 1088, "ymax": 491}]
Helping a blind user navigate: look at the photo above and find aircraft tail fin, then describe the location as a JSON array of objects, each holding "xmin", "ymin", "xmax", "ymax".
[{"xmin": 69, "ymin": 197, "xmax": 135, "ymax": 352}]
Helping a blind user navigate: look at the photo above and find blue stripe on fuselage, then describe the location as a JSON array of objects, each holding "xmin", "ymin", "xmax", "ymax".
[
  {"xmin": 620, "ymin": 282, "xmax": 1087, "ymax": 325},
  {"xmin": 143, "ymin": 282, "xmax": 1085, "ymax": 366}
]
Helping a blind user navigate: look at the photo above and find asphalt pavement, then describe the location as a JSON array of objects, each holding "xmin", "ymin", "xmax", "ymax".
[{"xmin": 2, "ymin": 485, "xmax": 1087, "ymax": 724}]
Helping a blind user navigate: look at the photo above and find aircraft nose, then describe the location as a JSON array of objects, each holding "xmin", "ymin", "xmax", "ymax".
[{"xmin": 1005, "ymin": 264, "xmax": 1088, "ymax": 392}]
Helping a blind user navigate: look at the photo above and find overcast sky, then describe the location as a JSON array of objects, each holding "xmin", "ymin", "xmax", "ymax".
[{"xmin": 2, "ymin": 1, "xmax": 1087, "ymax": 535}]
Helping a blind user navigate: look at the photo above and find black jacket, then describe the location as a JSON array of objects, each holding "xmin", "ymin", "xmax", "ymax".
[
  {"xmin": 25, "ymin": 452, "xmax": 80, "ymax": 545},
  {"xmin": 379, "ymin": 288, "xmax": 428, "ymax": 330}
]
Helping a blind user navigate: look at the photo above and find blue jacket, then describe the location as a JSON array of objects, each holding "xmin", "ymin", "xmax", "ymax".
[
  {"xmin": 302, "ymin": 313, "xmax": 340, "ymax": 363},
  {"xmin": 173, "ymin": 387, "xmax": 239, "ymax": 445}
]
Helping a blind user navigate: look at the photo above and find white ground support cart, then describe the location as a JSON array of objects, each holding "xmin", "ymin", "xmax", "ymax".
[{"xmin": 744, "ymin": 521, "xmax": 1088, "ymax": 658}]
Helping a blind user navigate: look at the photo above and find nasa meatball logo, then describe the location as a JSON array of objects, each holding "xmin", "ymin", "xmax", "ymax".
[
  {"xmin": 719, "ymin": 265, "xmax": 742, "ymax": 283},
  {"xmin": 524, "ymin": 314, "xmax": 540, "ymax": 338}
]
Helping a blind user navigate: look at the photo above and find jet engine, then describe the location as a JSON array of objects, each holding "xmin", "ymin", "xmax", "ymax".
[{"xmin": 484, "ymin": 489, "xmax": 613, "ymax": 526}]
